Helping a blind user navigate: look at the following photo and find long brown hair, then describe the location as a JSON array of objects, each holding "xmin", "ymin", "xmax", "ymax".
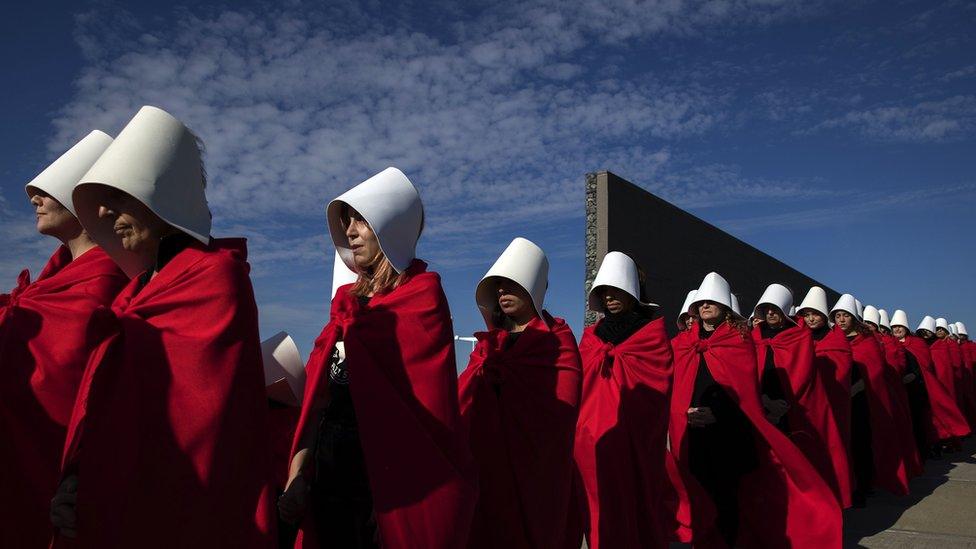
[
  {"xmin": 337, "ymin": 203, "xmax": 411, "ymax": 297},
  {"xmin": 692, "ymin": 303, "xmax": 750, "ymax": 337}
]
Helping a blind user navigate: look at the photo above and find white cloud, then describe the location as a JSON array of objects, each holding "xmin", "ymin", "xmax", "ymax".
[{"xmin": 810, "ymin": 95, "xmax": 976, "ymax": 142}]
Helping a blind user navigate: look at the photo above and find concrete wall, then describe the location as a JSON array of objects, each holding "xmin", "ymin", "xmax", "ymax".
[{"xmin": 584, "ymin": 171, "xmax": 839, "ymax": 335}]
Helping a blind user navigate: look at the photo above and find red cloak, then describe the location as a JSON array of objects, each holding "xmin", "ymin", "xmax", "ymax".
[
  {"xmin": 930, "ymin": 339, "xmax": 959, "ymax": 404},
  {"xmin": 268, "ymin": 405, "xmax": 301, "ymax": 491},
  {"xmin": 876, "ymin": 333, "xmax": 923, "ymax": 478},
  {"xmin": 574, "ymin": 317, "xmax": 673, "ymax": 549},
  {"xmin": 0, "ymin": 246, "xmax": 126, "ymax": 549},
  {"xmin": 900, "ymin": 336, "xmax": 970, "ymax": 441},
  {"xmin": 458, "ymin": 313, "xmax": 582, "ymax": 549},
  {"xmin": 849, "ymin": 333, "xmax": 912, "ymax": 495},
  {"xmin": 291, "ymin": 260, "xmax": 477, "ymax": 549},
  {"xmin": 56, "ymin": 239, "xmax": 276, "ymax": 548},
  {"xmin": 669, "ymin": 322, "xmax": 841, "ymax": 548},
  {"xmin": 811, "ymin": 327, "xmax": 853, "ymax": 507},
  {"xmin": 948, "ymin": 341, "xmax": 976, "ymax": 428},
  {"xmin": 753, "ymin": 323, "xmax": 849, "ymax": 509}
]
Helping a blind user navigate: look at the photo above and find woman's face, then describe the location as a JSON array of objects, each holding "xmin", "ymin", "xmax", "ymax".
[
  {"xmin": 892, "ymin": 325, "xmax": 908, "ymax": 339},
  {"xmin": 936, "ymin": 327, "xmax": 949, "ymax": 339},
  {"xmin": 918, "ymin": 329, "xmax": 934, "ymax": 340},
  {"xmin": 601, "ymin": 286, "xmax": 635, "ymax": 315},
  {"xmin": 802, "ymin": 310, "xmax": 827, "ymax": 329},
  {"xmin": 865, "ymin": 322, "xmax": 878, "ymax": 333},
  {"xmin": 30, "ymin": 192, "xmax": 79, "ymax": 238},
  {"xmin": 697, "ymin": 301, "xmax": 723, "ymax": 323},
  {"xmin": 342, "ymin": 206, "xmax": 382, "ymax": 269},
  {"xmin": 763, "ymin": 305, "xmax": 785, "ymax": 328},
  {"xmin": 496, "ymin": 279, "xmax": 536, "ymax": 321},
  {"xmin": 97, "ymin": 187, "xmax": 171, "ymax": 260},
  {"xmin": 834, "ymin": 311, "xmax": 856, "ymax": 333}
]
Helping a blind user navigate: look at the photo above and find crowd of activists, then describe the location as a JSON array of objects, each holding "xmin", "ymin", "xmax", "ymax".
[{"xmin": 3, "ymin": 106, "xmax": 974, "ymax": 548}]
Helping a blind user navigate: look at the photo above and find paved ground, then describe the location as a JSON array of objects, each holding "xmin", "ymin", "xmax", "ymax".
[{"xmin": 844, "ymin": 437, "xmax": 976, "ymax": 548}]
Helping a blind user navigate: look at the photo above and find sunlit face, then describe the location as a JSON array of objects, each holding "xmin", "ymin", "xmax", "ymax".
[
  {"xmin": 834, "ymin": 311, "xmax": 856, "ymax": 333},
  {"xmin": 763, "ymin": 305, "xmax": 785, "ymax": 328},
  {"xmin": 802, "ymin": 310, "xmax": 827, "ymax": 329},
  {"xmin": 496, "ymin": 278, "xmax": 535, "ymax": 321},
  {"xmin": 685, "ymin": 315, "xmax": 695, "ymax": 329},
  {"xmin": 892, "ymin": 325, "xmax": 908, "ymax": 339},
  {"xmin": 697, "ymin": 301, "xmax": 724, "ymax": 323},
  {"xmin": 30, "ymin": 191, "xmax": 79, "ymax": 238},
  {"xmin": 601, "ymin": 286, "xmax": 635, "ymax": 315},
  {"xmin": 936, "ymin": 327, "xmax": 949, "ymax": 339},
  {"xmin": 342, "ymin": 206, "xmax": 382, "ymax": 270},
  {"xmin": 96, "ymin": 187, "xmax": 171, "ymax": 262}
]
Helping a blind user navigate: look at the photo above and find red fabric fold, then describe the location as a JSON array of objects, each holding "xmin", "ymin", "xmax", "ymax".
[
  {"xmin": 948, "ymin": 340, "xmax": 976, "ymax": 428},
  {"xmin": 876, "ymin": 333, "xmax": 923, "ymax": 478},
  {"xmin": 574, "ymin": 317, "xmax": 673, "ymax": 549},
  {"xmin": 668, "ymin": 322, "xmax": 841, "ymax": 548},
  {"xmin": 900, "ymin": 336, "xmax": 971, "ymax": 441},
  {"xmin": 811, "ymin": 327, "xmax": 854, "ymax": 507},
  {"xmin": 292, "ymin": 260, "xmax": 477, "ymax": 549},
  {"xmin": 753, "ymin": 323, "xmax": 850, "ymax": 508},
  {"xmin": 849, "ymin": 333, "xmax": 913, "ymax": 495},
  {"xmin": 56, "ymin": 239, "xmax": 276, "ymax": 548},
  {"xmin": 0, "ymin": 246, "xmax": 126, "ymax": 549},
  {"xmin": 458, "ymin": 313, "xmax": 582, "ymax": 549}
]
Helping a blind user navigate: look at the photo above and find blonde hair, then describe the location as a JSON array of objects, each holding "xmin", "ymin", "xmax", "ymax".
[{"xmin": 351, "ymin": 254, "xmax": 406, "ymax": 297}]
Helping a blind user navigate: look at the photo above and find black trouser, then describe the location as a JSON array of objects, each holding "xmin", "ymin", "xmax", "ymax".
[
  {"xmin": 311, "ymin": 417, "xmax": 379, "ymax": 548},
  {"xmin": 693, "ymin": 468, "xmax": 741, "ymax": 546}
]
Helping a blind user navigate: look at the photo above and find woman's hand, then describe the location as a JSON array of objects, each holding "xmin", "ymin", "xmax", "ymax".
[
  {"xmin": 851, "ymin": 379, "xmax": 865, "ymax": 397},
  {"xmin": 687, "ymin": 406, "xmax": 717, "ymax": 427},
  {"xmin": 50, "ymin": 475, "xmax": 78, "ymax": 538},
  {"xmin": 902, "ymin": 373, "xmax": 916, "ymax": 384},
  {"xmin": 762, "ymin": 394, "xmax": 790, "ymax": 420}
]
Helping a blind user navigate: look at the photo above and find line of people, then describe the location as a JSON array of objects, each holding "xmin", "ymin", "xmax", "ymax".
[{"xmin": 2, "ymin": 105, "xmax": 975, "ymax": 548}]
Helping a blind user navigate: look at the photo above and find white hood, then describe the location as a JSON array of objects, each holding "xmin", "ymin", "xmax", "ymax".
[
  {"xmin": 956, "ymin": 322, "xmax": 969, "ymax": 336},
  {"xmin": 797, "ymin": 286, "xmax": 830, "ymax": 317},
  {"xmin": 890, "ymin": 309, "xmax": 910, "ymax": 330},
  {"xmin": 261, "ymin": 331, "xmax": 305, "ymax": 407},
  {"xmin": 830, "ymin": 293, "xmax": 859, "ymax": 321},
  {"xmin": 690, "ymin": 272, "xmax": 733, "ymax": 311},
  {"xmin": 936, "ymin": 317, "xmax": 950, "ymax": 332},
  {"xmin": 73, "ymin": 106, "xmax": 211, "ymax": 278},
  {"xmin": 878, "ymin": 309, "xmax": 891, "ymax": 330},
  {"xmin": 326, "ymin": 167, "xmax": 423, "ymax": 273},
  {"xmin": 862, "ymin": 305, "xmax": 880, "ymax": 327},
  {"xmin": 678, "ymin": 290, "xmax": 698, "ymax": 323},
  {"xmin": 916, "ymin": 315, "xmax": 937, "ymax": 334},
  {"xmin": 476, "ymin": 237, "xmax": 548, "ymax": 329},
  {"xmin": 730, "ymin": 293, "xmax": 746, "ymax": 320},
  {"xmin": 331, "ymin": 250, "xmax": 359, "ymax": 299},
  {"xmin": 753, "ymin": 283, "xmax": 796, "ymax": 326},
  {"xmin": 588, "ymin": 251, "xmax": 657, "ymax": 312},
  {"xmin": 26, "ymin": 130, "xmax": 113, "ymax": 217}
]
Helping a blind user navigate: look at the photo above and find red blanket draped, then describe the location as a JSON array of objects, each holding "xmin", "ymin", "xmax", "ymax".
[
  {"xmin": 753, "ymin": 323, "xmax": 849, "ymax": 508},
  {"xmin": 948, "ymin": 341, "xmax": 976, "ymax": 428},
  {"xmin": 900, "ymin": 336, "xmax": 970, "ymax": 441},
  {"xmin": 930, "ymin": 339, "xmax": 959, "ymax": 404},
  {"xmin": 291, "ymin": 260, "xmax": 477, "ymax": 549},
  {"xmin": 812, "ymin": 327, "xmax": 853, "ymax": 507},
  {"xmin": 268, "ymin": 406, "xmax": 301, "ymax": 491},
  {"xmin": 669, "ymin": 322, "xmax": 841, "ymax": 548},
  {"xmin": 849, "ymin": 333, "xmax": 912, "ymax": 495},
  {"xmin": 876, "ymin": 333, "xmax": 923, "ymax": 478},
  {"xmin": 0, "ymin": 246, "xmax": 126, "ymax": 549},
  {"xmin": 56, "ymin": 239, "xmax": 276, "ymax": 548},
  {"xmin": 458, "ymin": 313, "xmax": 582, "ymax": 549},
  {"xmin": 574, "ymin": 317, "xmax": 673, "ymax": 549}
]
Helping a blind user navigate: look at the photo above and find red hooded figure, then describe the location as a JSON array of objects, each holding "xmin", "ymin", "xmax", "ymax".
[
  {"xmin": 458, "ymin": 237, "xmax": 583, "ymax": 549},
  {"xmin": 874, "ymin": 331, "xmax": 923, "ymax": 477},
  {"xmin": 899, "ymin": 335, "xmax": 970, "ymax": 442},
  {"xmin": 574, "ymin": 252, "xmax": 673, "ymax": 549},
  {"xmin": 0, "ymin": 131, "xmax": 127, "ymax": 549},
  {"xmin": 52, "ymin": 107, "xmax": 276, "ymax": 547},
  {"xmin": 668, "ymin": 274, "xmax": 841, "ymax": 548},
  {"xmin": 284, "ymin": 168, "xmax": 477, "ymax": 549}
]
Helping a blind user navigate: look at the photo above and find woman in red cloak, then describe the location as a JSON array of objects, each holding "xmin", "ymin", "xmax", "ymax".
[
  {"xmin": 573, "ymin": 252, "xmax": 672, "ymax": 548},
  {"xmin": 830, "ymin": 294, "xmax": 913, "ymax": 507},
  {"xmin": 458, "ymin": 237, "xmax": 582, "ymax": 549},
  {"xmin": 927, "ymin": 318, "xmax": 976, "ymax": 430},
  {"xmin": 669, "ymin": 272, "xmax": 841, "ymax": 548},
  {"xmin": 751, "ymin": 284, "xmax": 848, "ymax": 508},
  {"xmin": 50, "ymin": 106, "xmax": 276, "ymax": 547},
  {"xmin": 0, "ymin": 131, "xmax": 127, "ymax": 549},
  {"xmin": 280, "ymin": 168, "xmax": 477, "ymax": 549},
  {"xmin": 795, "ymin": 286, "xmax": 853, "ymax": 508},
  {"xmin": 891, "ymin": 311, "xmax": 970, "ymax": 458}
]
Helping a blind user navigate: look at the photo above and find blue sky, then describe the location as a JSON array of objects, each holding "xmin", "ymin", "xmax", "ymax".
[{"xmin": 2, "ymin": 0, "xmax": 974, "ymax": 361}]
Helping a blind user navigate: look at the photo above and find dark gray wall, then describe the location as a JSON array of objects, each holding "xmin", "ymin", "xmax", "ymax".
[{"xmin": 584, "ymin": 171, "xmax": 839, "ymax": 335}]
